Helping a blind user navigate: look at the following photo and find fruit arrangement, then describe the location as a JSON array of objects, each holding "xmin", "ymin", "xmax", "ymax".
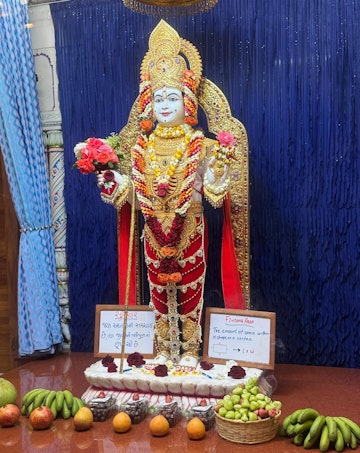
[
  {"xmin": 280, "ymin": 407, "xmax": 360, "ymax": 451},
  {"xmin": 214, "ymin": 377, "xmax": 282, "ymax": 421},
  {"xmin": 21, "ymin": 388, "xmax": 84, "ymax": 419}
]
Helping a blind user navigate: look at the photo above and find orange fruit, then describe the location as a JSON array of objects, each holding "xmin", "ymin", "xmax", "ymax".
[
  {"xmin": 73, "ymin": 407, "xmax": 93, "ymax": 431},
  {"xmin": 112, "ymin": 411, "xmax": 132, "ymax": 433},
  {"xmin": 149, "ymin": 414, "xmax": 170, "ymax": 437},
  {"xmin": 186, "ymin": 417, "xmax": 206, "ymax": 440}
]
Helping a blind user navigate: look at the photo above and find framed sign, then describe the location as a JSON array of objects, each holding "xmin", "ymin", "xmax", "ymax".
[
  {"xmin": 203, "ymin": 308, "xmax": 276, "ymax": 369},
  {"xmin": 94, "ymin": 305, "xmax": 155, "ymax": 358}
]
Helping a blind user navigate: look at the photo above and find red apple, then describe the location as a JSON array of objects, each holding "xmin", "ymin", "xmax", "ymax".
[
  {"xmin": 165, "ymin": 395, "xmax": 173, "ymax": 403},
  {"xmin": 98, "ymin": 391, "xmax": 106, "ymax": 398},
  {"xmin": 132, "ymin": 393, "xmax": 139, "ymax": 401},
  {"xmin": 29, "ymin": 406, "xmax": 54, "ymax": 430},
  {"xmin": 0, "ymin": 404, "xmax": 21, "ymax": 427}
]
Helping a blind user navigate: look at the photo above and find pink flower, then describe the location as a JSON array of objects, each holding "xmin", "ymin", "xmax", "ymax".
[
  {"xmin": 217, "ymin": 131, "xmax": 236, "ymax": 147},
  {"xmin": 87, "ymin": 137, "xmax": 105, "ymax": 148},
  {"xmin": 81, "ymin": 145, "xmax": 97, "ymax": 160}
]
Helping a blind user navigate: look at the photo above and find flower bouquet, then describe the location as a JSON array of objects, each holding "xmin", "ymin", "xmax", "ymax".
[{"xmin": 73, "ymin": 133, "xmax": 124, "ymax": 175}]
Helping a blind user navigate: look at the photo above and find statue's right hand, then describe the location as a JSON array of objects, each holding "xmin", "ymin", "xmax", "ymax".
[{"xmin": 96, "ymin": 170, "xmax": 123, "ymax": 188}]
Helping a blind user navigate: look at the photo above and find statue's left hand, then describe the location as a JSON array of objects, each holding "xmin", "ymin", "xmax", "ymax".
[{"xmin": 206, "ymin": 156, "xmax": 229, "ymax": 184}]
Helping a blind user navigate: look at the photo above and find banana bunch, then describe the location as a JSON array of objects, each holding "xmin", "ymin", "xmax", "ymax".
[
  {"xmin": 280, "ymin": 407, "xmax": 360, "ymax": 452},
  {"xmin": 21, "ymin": 388, "xmax": 84, "ymax": 419}
]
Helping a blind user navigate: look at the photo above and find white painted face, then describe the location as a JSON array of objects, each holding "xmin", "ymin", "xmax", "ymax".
[{"xmin": 153, "ymin": 87, "xmax": 185, "ymax": 127}]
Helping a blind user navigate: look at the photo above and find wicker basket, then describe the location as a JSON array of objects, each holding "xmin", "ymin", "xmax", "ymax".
[{"xmin": 215, "ymin": 411, "xmax": 281, "ymax": 444}]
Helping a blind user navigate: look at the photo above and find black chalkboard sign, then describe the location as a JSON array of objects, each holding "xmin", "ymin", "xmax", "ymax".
[
  {"xmin": 203, "ymin": 308, "xmax": 276, "ymax": 369},
  {"xmin": 94, "ymin": 305, "xmax": 155, "ymax": 358}
]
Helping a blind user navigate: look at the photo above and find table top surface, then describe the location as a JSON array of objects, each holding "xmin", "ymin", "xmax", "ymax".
[{"xmin": 1, "ymin": 352, "xmax": 359, "ymax": 452}]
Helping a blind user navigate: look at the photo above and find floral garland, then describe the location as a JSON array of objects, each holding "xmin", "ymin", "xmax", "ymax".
[{"xmin": 132, "ymin": 125, "xmax": 204, "ymax": 283}]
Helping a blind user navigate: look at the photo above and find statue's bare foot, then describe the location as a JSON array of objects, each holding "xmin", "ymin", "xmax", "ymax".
[{"xmin": 175, "ymin": 354, "xmax": 199, "ymax": 371}]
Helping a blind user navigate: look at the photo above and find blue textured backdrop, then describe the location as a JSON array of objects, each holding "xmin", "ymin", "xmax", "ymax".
[{"xmin": 51, "ymin": 0, "xmax": 360, "ymax": 367}]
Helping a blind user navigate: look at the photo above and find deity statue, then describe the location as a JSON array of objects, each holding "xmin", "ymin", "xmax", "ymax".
[{"xmin": 75, "ymin": 20, "xmax": 249, "ymax": 369}]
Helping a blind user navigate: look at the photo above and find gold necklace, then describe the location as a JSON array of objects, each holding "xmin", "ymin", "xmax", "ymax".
[{"xmin": 148, "ymin": 124, "xmax": 192, "ymax": 196}]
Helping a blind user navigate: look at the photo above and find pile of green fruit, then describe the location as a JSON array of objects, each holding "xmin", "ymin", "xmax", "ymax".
[
  {"xmin": 21, "ymin": 388, "xmax": 84, "ymax": 419},
  {"xmin": 280, "ymin": 407, "xmax": 360, "ymax": 452},
  {"xmin": 214, "ymin": 377, "xmax": 282, "ymax": 421}
]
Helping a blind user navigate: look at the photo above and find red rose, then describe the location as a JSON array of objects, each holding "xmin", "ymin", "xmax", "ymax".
[
  {"xmin": 154, "ymin": 365, "xmax": 168, "ymax": 377},
  {"xmin": 200, "ymin": 360, "xmax": 214, "ymax": 370},
  {"xmin": 102, "ymin": 355, "xmax": 114, "ymax": 367},
  {"xmin": 76, "ymin": 158, "xmax": 95, "ymax": 174},
  {"xmin": 107, "ymin": 362, "xmax": 118, "ymax": 373},
  {"xmin": 127, "ymin": 352, "xmax": 145, "ymax": 368},
  {"xmin": 228, "ymin": 365, "xmax": 246, "ymax": 379}
]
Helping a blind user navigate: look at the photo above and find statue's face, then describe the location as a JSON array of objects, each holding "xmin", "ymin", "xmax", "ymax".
[{"xmin": 153, "ymin": 87, "xmax": 185, "ymax": 127}]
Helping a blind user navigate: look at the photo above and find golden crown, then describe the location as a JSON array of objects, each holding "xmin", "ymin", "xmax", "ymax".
[{"xmin": 141, "ymin": 20, "xmax": 202, "ymax": 93}]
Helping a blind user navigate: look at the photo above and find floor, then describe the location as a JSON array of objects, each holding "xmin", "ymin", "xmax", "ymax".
[{"xmin": 1, "ymin": 351, "xmax": 360, "ymax": 452}]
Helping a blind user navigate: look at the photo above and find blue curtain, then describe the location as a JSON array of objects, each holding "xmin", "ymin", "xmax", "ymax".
[
  {"xmin": 0, "ymin": 0, "xmax": 63, "ymax": 356},
  {"xmin": 51, "ymin": 0, "xmax": 360, "ymax": 368}
]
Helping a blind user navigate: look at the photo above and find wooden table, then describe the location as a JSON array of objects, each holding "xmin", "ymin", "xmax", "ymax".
[{"xmin": 1, "ymin": 352, "xmax": 359, "ymax": 452}]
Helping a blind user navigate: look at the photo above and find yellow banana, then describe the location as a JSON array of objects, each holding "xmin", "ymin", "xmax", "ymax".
[
  {"xmin": 319, "ymin": 424, "xmax": 330, "ymax": 452},
  {"xmin": 338, "ymin": 416, "xmax": 360, "ymax": 442},
  {"xmin": 62, "ymin": 389, "xmax": 74, "ymax": 409},
  {"xmin": 334, "ymin": 416, "xmax": 352, "ymax": 444},
  {"xmin": 56, "ymin": 391, "xmax": 65, "ymax": 412},
  {"xmin": 325, "ymin": 416, "xmax": 337, "ymax": 443},
  {"xmin": 335, "ymin": 427, "xmax": 345, "ymax": 452},
  {"xmin": 298, "ymin": 408, "xmax": 320, "ymax": 424}
]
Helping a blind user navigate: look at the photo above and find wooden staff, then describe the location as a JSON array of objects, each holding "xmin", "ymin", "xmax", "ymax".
[{"xmin": 119, "ymin": 182, "xmax": 136, "ymax": 373}]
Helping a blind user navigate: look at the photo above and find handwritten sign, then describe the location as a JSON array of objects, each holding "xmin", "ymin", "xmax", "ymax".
[
  {"xmin": 203, "ymin": 308, "xmax": 276, "ymax": 369},
  {"xmin": 94, "ymin": 305, "xmax": 155, "ymax": 358}
]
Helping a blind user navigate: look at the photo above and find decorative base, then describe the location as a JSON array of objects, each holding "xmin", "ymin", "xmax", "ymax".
[{"xmin": 84, "ymin": 358, "xmax": 264, "ymax": 401}]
